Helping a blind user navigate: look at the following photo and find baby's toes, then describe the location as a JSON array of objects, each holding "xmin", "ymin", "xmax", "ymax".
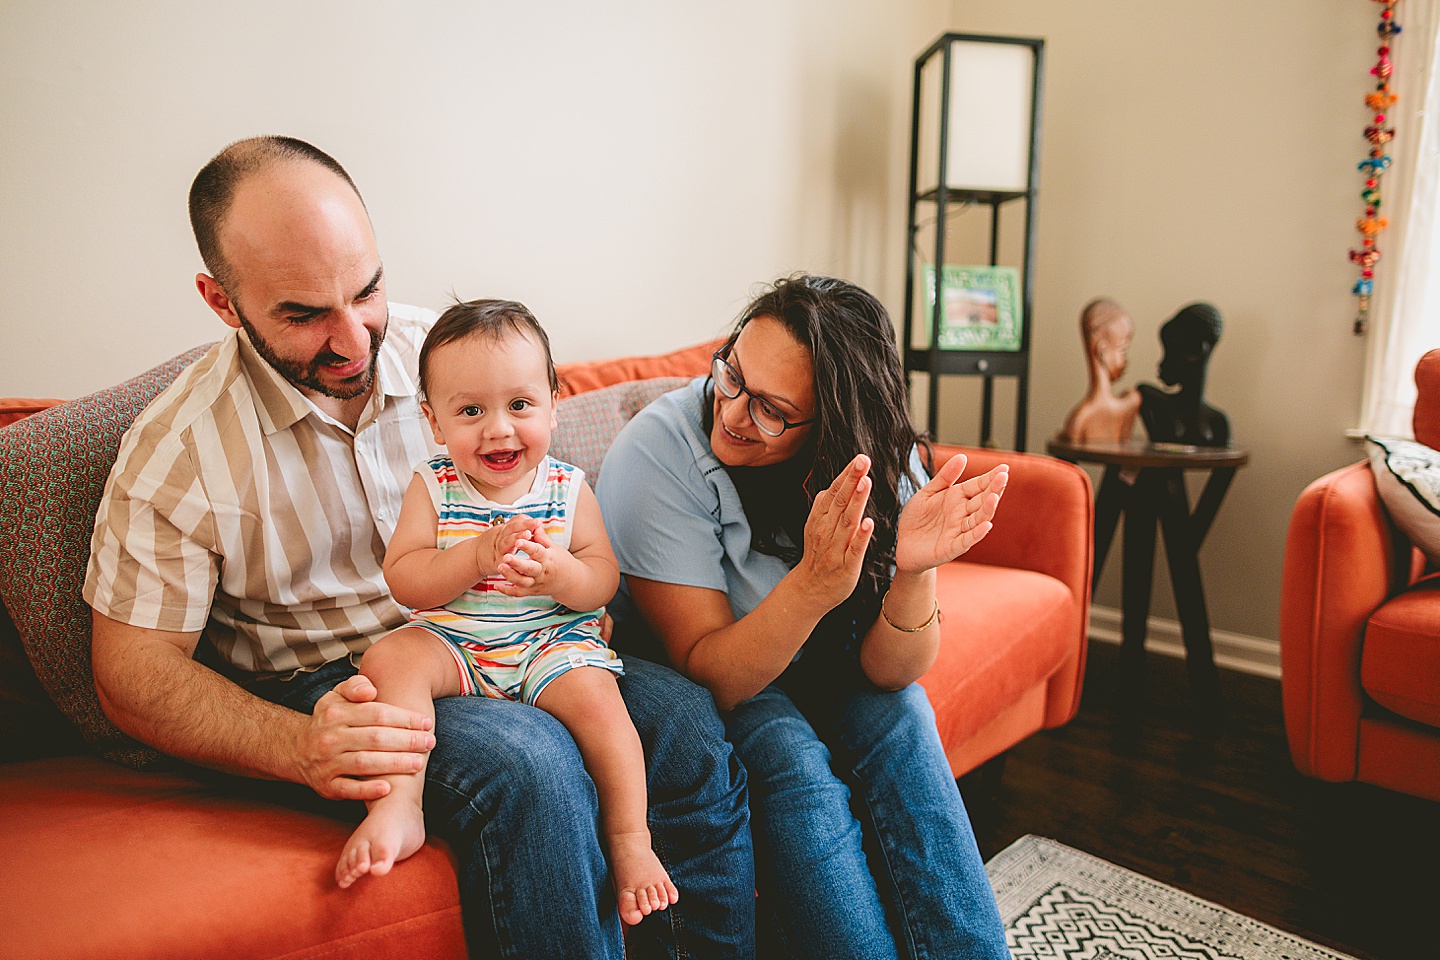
[
  {"xmin": 644, "ymin": 883, "xmax": 668, "ymax": 910},
  {"xmin": 618, "ymin": 889, "xmax": 643, "ymax": 926}
]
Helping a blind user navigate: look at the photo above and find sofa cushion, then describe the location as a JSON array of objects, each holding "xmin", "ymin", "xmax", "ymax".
[
  {"xmin": 555, "ymin": 340, "xmax": 720, "ymax": 397},
  {"xmin": 0, "ymin": 755, "xmax": 464, "ymax": 960},
  {"xmin": 1363, "ymin": 578, "xmax": 1440, "ymax": 728},
  {"xmin": 0, "ymin": 600, "xmax": 85, "ymax": 761},
  {"xmin": 921, "ymin": 561, "xmax": 1076, "ymax": 756},
  {"xmin": 0, "ymin": 345, "xmax": 213, "ymax": 766},
  {"xmin": 1367, "ymin": 435, "xmax": 1440, "ymax": 567},
  {"xmin": 551, "ymin": 376, "xmax": 691, "ymax": 483},
  {"xmin": 0, "ymin": 397, "xmax": 63, "ymax": 429}
]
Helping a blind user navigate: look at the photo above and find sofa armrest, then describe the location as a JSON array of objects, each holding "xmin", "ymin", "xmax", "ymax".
[
  {"xmin": 1280, "ymin": 460, "xmax": 1410, "ymax": 781},
  {"xmin": 929, "ymin": 444, "xmax": 1093, "ymax": 596},
  {"xmin": 930, "ymin": 443, "xmax": 1094, "ymax": 727}
]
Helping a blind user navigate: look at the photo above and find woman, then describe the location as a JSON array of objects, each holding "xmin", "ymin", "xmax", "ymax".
[{"xmin": 595, "ymin": 275, "xmax": 1011, "ymax": 959}]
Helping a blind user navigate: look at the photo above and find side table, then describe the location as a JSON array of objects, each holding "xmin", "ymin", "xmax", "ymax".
[{"xmin": 1046, "ymin": 438, "xmax": 1250, "ymax": 701}]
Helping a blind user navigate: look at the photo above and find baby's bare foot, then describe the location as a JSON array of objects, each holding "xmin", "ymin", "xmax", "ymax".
[
  {"xmin": 610, "ymin": 830, "xmax": 678, "ymax": 926},
  {"xmin": 336, "ymin": 796, "xmax": 428, "ymax": 889}
]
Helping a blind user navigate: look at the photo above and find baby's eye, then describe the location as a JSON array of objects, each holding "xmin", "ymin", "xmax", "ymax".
[
  {"xmin": 509, "ymin": 399, "xmax": 532, "ymax": 412},
  {"xmin": 461, "ymin": 405, "xmax": 481, "ymax": 417}
]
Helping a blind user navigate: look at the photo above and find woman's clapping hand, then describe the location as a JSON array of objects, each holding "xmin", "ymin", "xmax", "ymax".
[
  {"xmin": 895, "ymin": 453, "xmax": 1007, "ymax": 575},
  {"xmin": 794, "ymin": 454, "xmax": 875, "ymax": 609}
]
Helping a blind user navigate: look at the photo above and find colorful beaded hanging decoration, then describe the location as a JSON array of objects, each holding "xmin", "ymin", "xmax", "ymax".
[{"xmin": 1352, "ymin": 0, "xmax": 1402, "ymax": 335}]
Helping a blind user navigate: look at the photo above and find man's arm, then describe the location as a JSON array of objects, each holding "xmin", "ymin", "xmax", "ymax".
[{"xmin": 91, "ymin": 611, "xmax": 435, "ymax": 801}]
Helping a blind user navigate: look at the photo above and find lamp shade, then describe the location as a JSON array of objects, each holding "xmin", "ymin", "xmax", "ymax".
[{"xmin": 941, "ymin": 38, "xmax": 1035, "ymax": 192}]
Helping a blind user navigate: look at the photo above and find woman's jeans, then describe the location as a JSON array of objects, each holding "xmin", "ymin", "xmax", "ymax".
[
  {"xmin": 726, "ymin": 676, "xmax": 1010, "ymax": 960},
  {"xmin": 251, "ymin": 655, "xmax": 755, "ymax": 960}
]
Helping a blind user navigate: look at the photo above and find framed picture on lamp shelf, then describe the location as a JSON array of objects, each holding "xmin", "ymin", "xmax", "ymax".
[{"xmin": 921, "ymin": 264, "xmax": 1023, "ymax": 352}]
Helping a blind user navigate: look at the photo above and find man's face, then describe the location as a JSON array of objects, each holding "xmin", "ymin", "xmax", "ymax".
[
  {"xmin": 233, "ymin": 275, "xmax": 386, "ymax": 400},
  {"xmin": 199, "ymin": 162, "xmax": 389, "ymax": 402}
]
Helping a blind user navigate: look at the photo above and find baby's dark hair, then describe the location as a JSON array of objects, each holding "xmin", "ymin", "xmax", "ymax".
[{"xmin": 418, "ymin": 298, "xmax": 558, "ymax": 399}]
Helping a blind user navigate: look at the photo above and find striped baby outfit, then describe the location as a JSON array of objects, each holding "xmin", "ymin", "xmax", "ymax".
[{"xmin": 407, "ymin": 454, "xmax": 621, "ymax": 705}]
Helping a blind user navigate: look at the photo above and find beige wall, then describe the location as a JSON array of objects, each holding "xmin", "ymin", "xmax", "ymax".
[
  {"xmin": 939, "ymin": 0, "xmax": 1377, "ymax": 641},
  {"xmin": 1, "ymin": 1, "xmax": 1380, "ymax": 645},
  {"xmin": 0, "ymin": 0, "xmax": 944, "ymax": 397}
]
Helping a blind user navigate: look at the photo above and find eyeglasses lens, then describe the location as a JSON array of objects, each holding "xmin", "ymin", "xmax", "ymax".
[{"xmin": 713, "ymin": 355, "xmax": 785, "ymax": 436}]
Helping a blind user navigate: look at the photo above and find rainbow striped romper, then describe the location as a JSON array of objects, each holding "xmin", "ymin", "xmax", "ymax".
[{"xmin": 406, "ymin": 454, "xmax": 622, "ymax": 706}]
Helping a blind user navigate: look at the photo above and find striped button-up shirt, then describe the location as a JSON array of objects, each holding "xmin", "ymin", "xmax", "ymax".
[{"xmin": 84, "ymin": 303, "xmax": 440, "ymax": 677}]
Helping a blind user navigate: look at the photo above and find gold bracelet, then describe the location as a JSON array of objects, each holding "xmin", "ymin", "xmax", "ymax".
[{"xmin": 880, "ymin": 588, "xmax": 940, "ymax": 632}]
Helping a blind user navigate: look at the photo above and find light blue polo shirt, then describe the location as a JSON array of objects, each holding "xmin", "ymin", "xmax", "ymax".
[
  {"xmin": 596, "ymin": 376, "xmax": 929, "ymax": 629},
  {"xmin": 596, "ymin": 377, "xmax": 792, "ymax": 623}
]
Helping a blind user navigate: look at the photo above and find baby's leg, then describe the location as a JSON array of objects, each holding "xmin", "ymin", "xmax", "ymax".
[
  {"xmin": 336, "ymin": 627, "xmax": 463, "ymax": 889},
  {"xmin": 535, "ymin": 667, "xmax": 678, "ymax": 926}
]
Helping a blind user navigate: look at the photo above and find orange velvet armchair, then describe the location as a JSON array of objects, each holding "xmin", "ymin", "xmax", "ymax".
[{"xmin": 1280, "ymin": 349, "xmax": 1440, "ymax": 802}]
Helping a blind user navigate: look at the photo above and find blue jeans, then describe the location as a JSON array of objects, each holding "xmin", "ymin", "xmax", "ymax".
[
  {"xmin": 726, "ymin": 677, "xmax": 1009, "ymax": 960},
  {"xmin": 252, "ymin": 655, "xmax": 755, "ymax": 960}
]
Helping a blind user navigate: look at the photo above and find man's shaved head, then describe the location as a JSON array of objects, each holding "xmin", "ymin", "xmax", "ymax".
[{"xmin": 189, "ymin": 136, "xmax": 363, "ymax": 292}]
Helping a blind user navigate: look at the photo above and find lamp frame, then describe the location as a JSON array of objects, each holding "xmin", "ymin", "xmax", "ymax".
[{"xmin": 901, "ymin": 32, "xmax": 1045, "ymax": 450}]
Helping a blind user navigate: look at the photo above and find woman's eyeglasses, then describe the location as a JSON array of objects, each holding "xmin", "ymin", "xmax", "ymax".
[{"xmin": 711, "ymin": 352, "xmax": 816, "ymax": 437}]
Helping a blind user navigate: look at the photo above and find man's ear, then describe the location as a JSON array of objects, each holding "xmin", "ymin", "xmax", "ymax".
[{"xmin": 196, "ymin": 273, "xmax": 243, "ymax": 330}]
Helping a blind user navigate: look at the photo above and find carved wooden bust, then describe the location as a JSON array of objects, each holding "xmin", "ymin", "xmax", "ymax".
[
  {"xmin": 1138, "ymin": 302, "xmax": 1230, "ymax": 447},
  {"xmin": 1058, "ymin": 298, "xmax": 1141, "ymax": 444}
]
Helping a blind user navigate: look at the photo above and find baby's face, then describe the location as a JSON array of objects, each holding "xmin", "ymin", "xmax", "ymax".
[{"xmin": 421, "ymin": 331, "xmax": 558, "ymax": 503}]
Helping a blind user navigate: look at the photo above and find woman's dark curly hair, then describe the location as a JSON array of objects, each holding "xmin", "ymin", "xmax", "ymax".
[{"xmin": 705, "ymin": 275, "xmax": 926, "ymax": 616}]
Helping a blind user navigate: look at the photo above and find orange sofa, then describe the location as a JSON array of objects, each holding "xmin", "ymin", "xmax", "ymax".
[
  {"xmin": 1280, "ymin": 349, "xmax": 1440, "ymax": 802},
  {"xmin": 0, "ymin": 337, "xmax": 1091, "ymax": 958}
]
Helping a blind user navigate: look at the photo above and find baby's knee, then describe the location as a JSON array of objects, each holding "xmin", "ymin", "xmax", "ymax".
[{"xmin": 359, "ymin": 628, "xmax": 433, "ymax": 684}]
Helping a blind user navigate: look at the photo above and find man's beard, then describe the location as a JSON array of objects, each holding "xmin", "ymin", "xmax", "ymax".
[{"xmin": 238, "ymin": 312, "xmax": 386, "ymax": 400}]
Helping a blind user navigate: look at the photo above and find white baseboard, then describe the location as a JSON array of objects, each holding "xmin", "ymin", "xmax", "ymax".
[{"xmin": 1088, "ymin": 605, "xmax": 1280, "ymax": 680}]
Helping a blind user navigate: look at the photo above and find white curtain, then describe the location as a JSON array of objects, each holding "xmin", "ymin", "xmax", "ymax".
[{"xmin": 1362, "ymin": 0, "xmax": 1440, "ymax": 437}]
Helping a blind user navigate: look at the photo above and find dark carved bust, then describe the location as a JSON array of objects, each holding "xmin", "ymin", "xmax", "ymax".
[{"xmin": 1138, "ymin": 302, "xmax": 1230, "ymax": 448}]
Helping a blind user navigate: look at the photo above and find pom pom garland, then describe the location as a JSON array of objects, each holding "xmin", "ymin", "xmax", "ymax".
[{"xmin": 1353, "ymin": 1, "xmax": 1402, "ymax": 336}]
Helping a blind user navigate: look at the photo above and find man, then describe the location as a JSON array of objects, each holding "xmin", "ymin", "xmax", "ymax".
[{"xmin": 84, "ymin": 136, "xmax": 754, "ymax": 958}]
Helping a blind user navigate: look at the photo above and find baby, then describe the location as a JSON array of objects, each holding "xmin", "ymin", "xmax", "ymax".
[{"xmin": 336, "ymin": 298, "xmax": 677, "ymax": 927}]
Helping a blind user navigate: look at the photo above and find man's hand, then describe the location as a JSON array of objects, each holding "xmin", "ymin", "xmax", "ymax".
[{"xmin": 297, "ymin": 674, "xmax": 436, "ymax": 802}]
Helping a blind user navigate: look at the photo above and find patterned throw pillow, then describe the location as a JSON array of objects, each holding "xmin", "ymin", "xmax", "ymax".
[
  {"xmin": 1368, "ymin": 435, "xmax": 1440, "ymax": 567},
  {"xmin": 0, "ymin": 345, "xmax": 213, "ymax": 767},
  {"xmin": 551, "ymin": 377, "xmax": 692, "ymax": 483}
]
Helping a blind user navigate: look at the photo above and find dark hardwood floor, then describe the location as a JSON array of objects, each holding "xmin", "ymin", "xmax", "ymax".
[{"xmin": 957, "ymin": 641, "xmax": 1437, "ymax": 960}]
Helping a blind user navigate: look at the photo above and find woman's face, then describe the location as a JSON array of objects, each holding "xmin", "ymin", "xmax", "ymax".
[{"xmin": 710, "ymin": 315, "xmax": 816, "ymax": 468}]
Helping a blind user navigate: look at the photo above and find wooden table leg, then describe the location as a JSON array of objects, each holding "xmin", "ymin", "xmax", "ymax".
[
  {"xmin": 1092, "ymin": 465, "xmax": 1126, "ymax": 593},
  {"xmin": 1191, "ymin": 467, "xmax": 1237, "ymax": 547},
  {"xmin": 1120, "ymin": 469, "xmax": 1158, "ymax": 679},
  {"xmin": 1156, "ymin": 467, "xmax": 1221, "ymax": 703}
]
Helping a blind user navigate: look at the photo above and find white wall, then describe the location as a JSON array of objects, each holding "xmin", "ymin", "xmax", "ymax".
[
  {"xmin": 941, "ymin": 1, "xmax": 1379, "ymax": 642},
  {"xmin": 0, "ymin": 0, "xmax": 945, "ymax": 397}
]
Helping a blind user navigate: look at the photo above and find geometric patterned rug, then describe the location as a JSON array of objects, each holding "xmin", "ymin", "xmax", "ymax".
[{"xmin": 986, "ymin": 836, "xmax": 1357, "ymax": 960}]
